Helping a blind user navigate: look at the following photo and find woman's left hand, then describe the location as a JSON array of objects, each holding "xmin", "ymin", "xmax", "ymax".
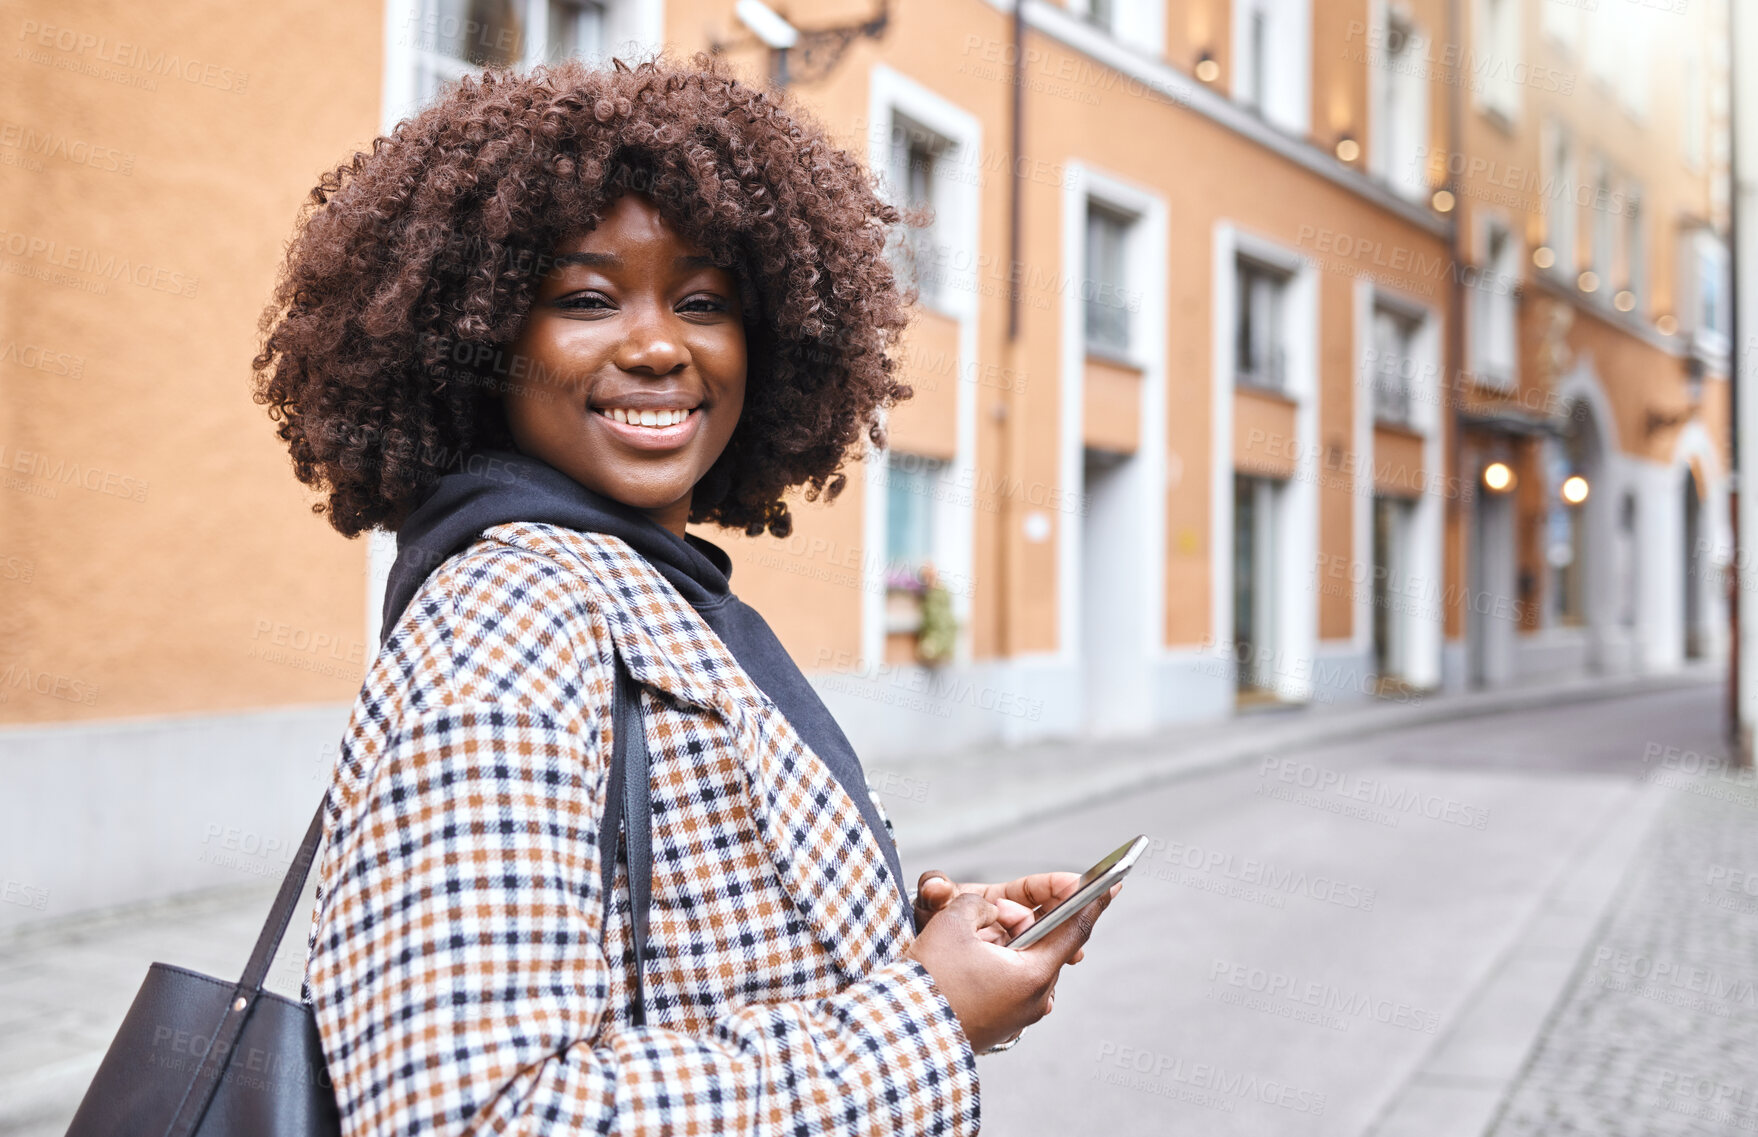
[{"xmin": 912, "ymin": 870, "xmax": 1090, "ymax": 962}]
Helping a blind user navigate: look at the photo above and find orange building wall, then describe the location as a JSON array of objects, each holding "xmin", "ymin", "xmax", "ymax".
[{"xmin": 0, "ymin": 0, "xmax": 380, "ymax": 725}]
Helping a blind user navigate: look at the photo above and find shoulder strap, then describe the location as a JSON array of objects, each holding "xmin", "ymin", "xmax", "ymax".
[
  {"xmin": 605, "ymin": 649, "xmax": 653, "ymax": 1027},
  {"xmin": 167, "ymin": 645, "xmax": 656, "ymax": 1137}
]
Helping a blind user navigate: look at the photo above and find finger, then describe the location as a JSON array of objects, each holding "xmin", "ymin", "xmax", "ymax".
[
  {"xmin": 942, "ymin": 891, "xmax": 1003, "ymax": 936},
  {"xmin": 993, "ymin": 897, "xmax": 1036, "ymax": 936},
  {"xmin": 991, "ymin": 872, "xmax": 1083, "ymax": 913},
  {"xmin": 1019, "ymin": 893, "xmax": 1109, "ymax": 968}
]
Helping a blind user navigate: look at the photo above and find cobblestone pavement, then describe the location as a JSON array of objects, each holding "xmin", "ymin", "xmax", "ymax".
[{"xmin": 1485, "ymin": 765, "xmax": 1758, "ymax": 1137}]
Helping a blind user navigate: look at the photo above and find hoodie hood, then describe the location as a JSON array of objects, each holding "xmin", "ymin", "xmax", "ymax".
[{"xmin": 380, "ymin": 447, "xmax": 911, "ymax": 916}]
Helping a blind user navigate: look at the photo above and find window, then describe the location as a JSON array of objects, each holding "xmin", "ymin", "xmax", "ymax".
[
  {"xmin": 885, "ymin": 454, "xmax": 941, "ymax": 572},
  {"xmin": 1245, "ymin": 9, "xmax": 1268, "ymax": 110},
  {"xmin": 1618, "ymin": 10, "xmax": 1648, "ymax": 119},
  {"xmin": 1372, "ymin": 12, "xmax": 1429, "ymax": 200},
  {"xmin": 1590, "ymin": 161, "xmax": 1614, "ymax": 284},
  {"xmin": 1084, "ymin": 202, "xmax": 1133, "ymax": 356},
  {"xmin": 1546, "ymin": 431, "xmax": 1586, "ymax": 627},
  {"xmin": 1235, "ymin": 256, "xmax": 1289, "ymax": 390},
  {"xmin": 887, "ymin": 116, "xmax": 953, "ymax": 310},
  {"xmin": 1543, "ymin": 123, "xmax": 1574, "ymax": 273},
  {"xmin": 1586, "ymin": 6, "xmax": 1617, "ymax": 87},
  {"xmin": 1087, "ymin": 0, "xmax": 1116, "ymax": 33},
  {"xmin": 1541, "ymin": 0, "xmax": 1578, "ymax": 52},
  {"xmin": 1475, "ymin": 0, "xmax": 1520, "ymax": 123},
  {"xmin": 1622, "ymin": 191, "xmax": 1644, "ymax": 311},
  {"xmin": 1683, "ymin": 43, "xmax": 1705, "ymax": 169},
  {"xmin": 1699, "ymin": 240, "xmax": 1729, "ymax": 337},
  {"xmin": 1677, "ymin": 228, "xmax": 1730, "ymax": 340},
  {"xmin": 1473, "ymin": 222, "xmax": 1518, "ymax": 386},
  {"xmin": 1370, "ymin": 303, "xmax": 1421, "ymax": 426},
  {"xmin": 410, "ymin": 0, "xmax": 608, "ymax": 103},
  {"xmin": 1232, "ymin": 0, "xmax": 1310, "ymax": 134}
]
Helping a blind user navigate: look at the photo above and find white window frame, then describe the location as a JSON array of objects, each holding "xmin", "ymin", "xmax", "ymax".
[
  {"xmin": 1622, "ymin": 185, "xmax": 1645, "ymax": 312},
  {"xmin": 1682, "ymin": 41, "xmax": 1705, "ymax": 170},
  {"xmin": 885, "ymin": 115, "xmax": 958, "ymax": 315},
  {"xmin": 1471, "ymin": 211, "xmax": 1521, "ymax": 391},
  {"xmin": 1231, "ymin": 0, "xmax": 1312, "ymax": 136},
  {"xmin": 1211, "ymin": 224, "xmax": 1318, "ymax": 700},
  {"xmin": 1542, "ymin": 119, "xmax": 1575, "ymax": 277},
  {"xmin": 1075, "ymin": 0, "xmax": 1164, "ymax": 56},
  {"xmin": 1540, "ymin": 0, "xmax": 1578, "ymax": 53},
  {"xmin": 1353, "ymin": 280, "xmax": 1445, "ymax": 689},
  {"xmin": 861, "ymin": 66, "xmax": 982, "ymax": 670},
  {"xmin": 1473, "ymin": 0, "xmax": 1521, "ymax": 127},
  {"xmin": 383, "ymin": 0, "xmax": 661, "ymax": 121},
  {"xmin": 1590, "ymin": 156, "xmax": 1615, "ymax": 284},
  {"xmin": 1368, "ymin": 0, "xmax": 1430, "ymax": 202}
]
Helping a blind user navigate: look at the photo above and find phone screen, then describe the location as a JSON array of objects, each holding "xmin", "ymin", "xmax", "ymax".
[{"xmin": 1006, "ymin": 834, "xmax": 1147, "ymax": 950}]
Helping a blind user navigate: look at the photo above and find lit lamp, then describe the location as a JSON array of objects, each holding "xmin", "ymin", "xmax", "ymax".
[
  {"xmin": 1656, "ymin": 314, "xmax": 1679, "ymax": 336},
  {"xmin": 1335, "ymin": 134, "xmax": 1360, "ymax": 163},
  {"xmin": 1431, "ymin": 188, "xmax": 1456, "ymax": 213},
  {"xmin": 1531, "ymin": 246, "xmax": 1556, "ymax": 270},
  {"xmin": 1577, "ymin": 270, "xmax": 1599, "ymax": 293},
  {"xmin": 1483, "ymin": 461, "xmax": 1517, "ymax": 494},
  {"xmin": 1195, "ymin": 51, "xmax": 1220, "ymax": 83},
  {"xmin": 1560, "ymin": 474, "xmax": 1590, "ymax": 505},
  {"xmin": 1613, "ymin": 290, "xmax": 1635, "ymax": 312}
]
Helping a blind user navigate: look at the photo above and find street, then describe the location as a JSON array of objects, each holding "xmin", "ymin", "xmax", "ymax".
[
  {"xmin": 3, "ymin": 680, "xmax": 1750, "ymax": 1136},
  {"xmin": 912, "ymin": 683, "xmax": 1750, "ymax": 1136}
]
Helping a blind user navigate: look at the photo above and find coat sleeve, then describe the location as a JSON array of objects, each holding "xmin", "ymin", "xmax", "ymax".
[{"xmin": 305, "ymin": 697, "xmax": 981, "ymax": 1137}]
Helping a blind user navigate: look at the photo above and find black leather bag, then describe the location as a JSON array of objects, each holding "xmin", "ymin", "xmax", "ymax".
[{"xmin": 64, "ymin": 652, "xmax": 654, "ymax": 1136}]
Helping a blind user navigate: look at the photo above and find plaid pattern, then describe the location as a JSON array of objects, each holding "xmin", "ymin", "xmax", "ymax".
[{"xmin": 302, "ymin": 522, "xmax": 980, "ymax": 1136}]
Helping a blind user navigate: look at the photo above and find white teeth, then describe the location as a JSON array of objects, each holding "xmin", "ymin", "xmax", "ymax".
[{"xmin": 601, "ymin": 408, "xmax": 691, "ymax": 427}]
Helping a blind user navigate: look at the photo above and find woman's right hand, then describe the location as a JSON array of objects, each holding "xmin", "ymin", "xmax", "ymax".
[{"xmin": 902, "ymin": 884, "xmax": 1121, "ymax": 1053}]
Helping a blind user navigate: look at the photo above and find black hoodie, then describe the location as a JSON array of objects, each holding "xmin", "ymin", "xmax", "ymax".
[{"xmin": 380, "ymin": 448, "xmax": 912, "ymax": 917}]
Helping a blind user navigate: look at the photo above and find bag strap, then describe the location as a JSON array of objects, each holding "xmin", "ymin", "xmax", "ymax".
[
  {"xmin": 601, "ymin": 649, "xmax": 653, "ymax": 1026},
  {"xmin": 164, "ymin": 644, "xmax": 654, "ymax": 1136},
  {"xmin": 161, "ymin": 787, "xmax": 328, "ymax": 1135}
]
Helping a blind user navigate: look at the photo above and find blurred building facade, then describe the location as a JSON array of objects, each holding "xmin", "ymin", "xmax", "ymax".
[{"xmin": 0, "ymin": 0, "xmax": 1732, "ymax": 926}]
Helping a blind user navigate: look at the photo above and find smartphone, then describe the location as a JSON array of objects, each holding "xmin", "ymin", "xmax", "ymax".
[{"xmin": 1005, "ymin": 834, "xmax": 1148, "ymax": 951}]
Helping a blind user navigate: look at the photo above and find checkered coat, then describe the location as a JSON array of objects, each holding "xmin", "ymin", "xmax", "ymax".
[{"xmin": 301, "ymin": 521, "xmax": 981, "ymax": 1136}]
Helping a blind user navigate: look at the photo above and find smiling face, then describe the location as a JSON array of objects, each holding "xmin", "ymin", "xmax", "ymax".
[{"xmin": 502, "ymin": 192, "xmax": 748, "ymax": 536}]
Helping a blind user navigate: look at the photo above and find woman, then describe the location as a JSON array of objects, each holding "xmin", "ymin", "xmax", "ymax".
[{"xmin": 254, "ymin": 53, "xmax": 1116, "ymax": 1136}]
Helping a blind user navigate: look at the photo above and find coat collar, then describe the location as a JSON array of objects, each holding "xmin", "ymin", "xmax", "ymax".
[{"xmin": 482, "ymin": 521, "xmax": 914, "ymax": 979}]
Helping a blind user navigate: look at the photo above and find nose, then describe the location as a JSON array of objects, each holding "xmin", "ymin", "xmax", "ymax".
[{"xmin": 614, "ymin": 299, "xmax": 688, "ymax": 377}]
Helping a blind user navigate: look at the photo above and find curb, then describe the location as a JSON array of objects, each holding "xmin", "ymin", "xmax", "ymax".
[{"xmin": 899, "ymin": 667, "xmax": 1723, "ymax": 857}]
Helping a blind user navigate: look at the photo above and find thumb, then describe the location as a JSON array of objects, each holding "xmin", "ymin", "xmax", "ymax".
[
  {"xmin": 916, "ymin": 871, "xmax": 956, "ymax": 908},
  {"xmin": 937, "ymin": 891, "xmax": 1002, "ymax": 938}
]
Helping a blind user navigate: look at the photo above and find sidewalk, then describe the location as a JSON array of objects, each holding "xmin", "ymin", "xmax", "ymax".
[
  {"xmin": 0, "ymin": 664, "xmax": 1728, "ymax": 1136},
  {"xmin": 870, "ymin": 663, "xmax": 1725, "ymax": 859},
  {"xmin": 1482, "ymin": 755, "xmax": 1758, "ymax": 1136}
]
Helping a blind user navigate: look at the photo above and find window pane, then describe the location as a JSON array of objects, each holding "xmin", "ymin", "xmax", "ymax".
[
  {"xmin": 427, "ymin": 0, "xmax": 524, "ymax": 66},
  {"xmin": 547, "ymin": 0, "xmax": 605, "ymax": 61},
  {"xmin": 1084, "ymin": 205, "xmax": 1130, "ymax": 353},
  {"xmin": 885, "ymin": 455, "xmax": 939, "ymax": 570}
]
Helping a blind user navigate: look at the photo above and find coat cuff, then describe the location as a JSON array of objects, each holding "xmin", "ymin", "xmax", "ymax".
[{"xmin": 857, "ymin": 956, "xmax": 981, "ymax": 1135}]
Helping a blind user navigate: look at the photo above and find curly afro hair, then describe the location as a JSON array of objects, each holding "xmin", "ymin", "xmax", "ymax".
[{"xmin": 252, "ymin": 51, "xmax": 921, "ymax": 539}]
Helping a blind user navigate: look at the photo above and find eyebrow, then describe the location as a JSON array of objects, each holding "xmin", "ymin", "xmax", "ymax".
[{"xmin": 549, "ymin": 252, "xmax": 721, "ymax": 270}]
